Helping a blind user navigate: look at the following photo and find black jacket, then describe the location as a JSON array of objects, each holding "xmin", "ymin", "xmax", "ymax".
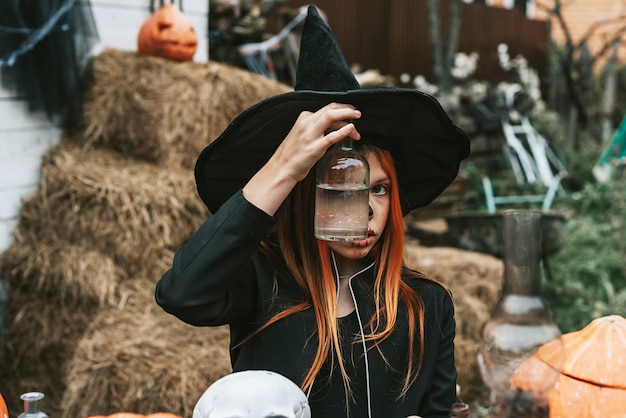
[{"xmin": 156, "ymin": 190, "xmax": 458, "ymax": 418}]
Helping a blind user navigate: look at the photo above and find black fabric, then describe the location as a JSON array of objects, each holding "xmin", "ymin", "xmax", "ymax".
[
  {"xmin": 0, "ymin": 0, "xmax": 99, "ymax": 127},
  {"xmin": 194, "ymin": 5, "xmax": 470, "ymax": 216},
  {"xmin": 196, "ymin": 90, "xmax": 469, "ymax": 215},
  {"xmin": 156, "ymin": 190, "xmax": 459, "ymax": 418},
  {"xmin": 305, "ymin": 311, "xmax": 368, "ymax": 418},
  {"xmin": 294, "ymin": 6, "xmax": 360, "ymax": 92}
]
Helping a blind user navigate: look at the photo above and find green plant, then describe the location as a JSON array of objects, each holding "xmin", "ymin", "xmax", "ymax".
[
  {"xmin": 545, "ymin": 177, "xmax": 626, "ymax": 333},
  {"xmin": 460, "ymin": 109, "xmax": 626, "ymax": 335}
]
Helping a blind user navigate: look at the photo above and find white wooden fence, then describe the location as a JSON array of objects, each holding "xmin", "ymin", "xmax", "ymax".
[{"xmin": 0, "ymin": 0, "xmax": 208, "ymax": 252}]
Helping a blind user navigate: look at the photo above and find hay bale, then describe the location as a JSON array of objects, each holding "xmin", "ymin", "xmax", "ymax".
[
  {"xmin": 16, "ymin": 143, "xmax": 206, "ymax": 279},
  {"xmin": 1, "ymin": 47, "xmax": 291, "ymax": 418},
  {"xmin": 452, "ymin": 291, "xmax": 494, "ymax": 342},
  {"xmin": 0, "ymin": 237, "xmax": 123, "ymax": 379},
  {"xmin": 454, "ymin": 335, "xmax": 489, "ymax": 404},
  {"xmin": 2, "ymin": 298, "xmax": 92, "ymax": 416},
  {"xmin": 81, "ymin": 48, "xmax": 292, "ymax": 169},
  {"xmin": 0, "ymin": 124, "xmax": 211, "ymax": 416},
  {"xmin": 61, "ymin": 303, "xmax": 231, "ymax": 418},
  {"xmin": 407, "ymin": 241, "xmax": 503, "ymax": 341},
  {"xmin": 403, "ymin": 240, "xmax": 503, "ymax": 329},
  {"xmin": 403, "ymin": 238, "xmax": 503, "ymax": 407},
  {"xmin": 0, "ymin": 275, "xmax": 156, "ymax": 417},
  {"xmin": 1, "ymin": 237, "xmax": 125, "ymax": 306}
]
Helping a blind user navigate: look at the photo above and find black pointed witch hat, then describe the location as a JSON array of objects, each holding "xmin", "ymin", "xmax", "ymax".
[{"xmin": 195, "ymin": 5, "xmax": 470, "ymax": 215}]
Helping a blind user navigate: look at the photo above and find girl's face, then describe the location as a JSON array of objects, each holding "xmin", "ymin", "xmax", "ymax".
[{"xmin": 327, "ymin": 152, "xmax": 391, "ymax": 260}]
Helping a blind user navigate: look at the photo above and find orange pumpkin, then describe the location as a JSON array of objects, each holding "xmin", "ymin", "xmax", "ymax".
[
  {"xmin": 87, "ymin": 413, "xmax": 181, "ymax": 418},
  {"xmin": 0, "ymin": 393, "xmax": 7, "ymax": 418},
  {"xmin": 512, "ymin": 315, "xmax": 626, "ymax": 417},
  {"xmin": 137, "ymin": 3, "xmax": 198, "ymax": 61}
]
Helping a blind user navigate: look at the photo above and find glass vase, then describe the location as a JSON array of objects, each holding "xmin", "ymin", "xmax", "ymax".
[{"xmin": 477, "ymin": 210, "xmax": 564, "ymax": 418}]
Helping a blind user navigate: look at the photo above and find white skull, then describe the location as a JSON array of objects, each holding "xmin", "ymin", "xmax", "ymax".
[{"xmin": 193, "ymin": 370, "xmax": 311, "ymax": 418}]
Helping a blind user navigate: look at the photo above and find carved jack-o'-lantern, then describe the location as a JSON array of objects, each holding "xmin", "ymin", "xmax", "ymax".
[
  {"xmin": 512, "ymin": 315, "xmax": 626, "ymax": 417},
  {"xmin": 137, "ymin": 3, "xmax": 198, "ymax": 61}
]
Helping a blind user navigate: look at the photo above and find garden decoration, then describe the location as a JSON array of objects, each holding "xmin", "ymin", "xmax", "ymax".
[
  {"xmin": 482, "ymin": 83, "xmax": 567, "ymax": 213},
  {"xmin": 593, "ymin": 114, "xmax": 626, "ymax": 183},
  {"xmin": 477, "ymin": 210, "xmax": 564, "ymax": 418},
  {"xmin": 0, "ymin": 0, "xmax": 98, "ymax": 125},
  {"xmin": 137, "ymin": 2, "xmax": 197, "ymax": 61},
  {"xmin": 406, "ymin": 210, "xmax": 566, "ymax": 259},
  {"xmin": 512, "ymin": 315, "xmax": 626, "ymax": 417},
  {"xmin": 237, "ymin": 5, "xmax": 308, "ymax": 85}
]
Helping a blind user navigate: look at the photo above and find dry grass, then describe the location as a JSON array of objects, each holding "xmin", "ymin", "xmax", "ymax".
[
  {"xmin": 404, "ymin": 238, "xmax": 503, "ymax": 404},
  {"xmin": 0, "ymin": 49, "xmax": 293, "ymax": 416},
  {"xmin": 0, "ymin": 276, "xmax": 157, "ymax": 415},
  {"xmin": 81, "ymin": 48, "xmax": 292, "ymax": 169},
  {"xmin": 1, "ymin": 237, "xmax": 124, "ymax": 306},
  {"xmin": 15, "ymin": 143, "xmax": 206, "ymax": 279},
  {"xmin": 61, "ymin": 302, "xmax": 231, "ymax": 418}
]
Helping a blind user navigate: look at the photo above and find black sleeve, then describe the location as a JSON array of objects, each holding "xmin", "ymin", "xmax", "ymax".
[
  {"xmin": 155, "ymin": 190, "xmax": 275, "ymax": 326},
  {"xmin": 421, "ymin": 285, "xmax": 459, "ymax": 417}
]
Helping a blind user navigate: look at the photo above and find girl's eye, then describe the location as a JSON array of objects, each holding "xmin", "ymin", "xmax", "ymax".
[{"xmin": 371, "ymin": 184, "xmax": 389, "ymax": 196}]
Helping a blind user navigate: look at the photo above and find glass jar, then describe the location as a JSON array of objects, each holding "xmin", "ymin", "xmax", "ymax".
[
  {"xmin": 315, "ymin": 138, "xmax": 369, "ymax": 241},
  {"xmin": 477, "ymin": 210, "xmax": 564, "ymax": 418}
]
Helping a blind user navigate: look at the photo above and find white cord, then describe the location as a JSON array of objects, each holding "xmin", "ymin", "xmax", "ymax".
[
  {"xmin": 348, "ymin": 267, "xmax": 374, "ymax": 418},
  {"xmin": 330, "ymin": 251, "xmax": 374, "ymax": 418},
  {"xmin": 318, "ymin": 252, "xmax": 375, "ymax": 418}
]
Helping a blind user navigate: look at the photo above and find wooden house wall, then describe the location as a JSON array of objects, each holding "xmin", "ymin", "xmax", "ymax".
[{"xmin": 282, "ymin": 0, "xmax": 550, "ymax": 86}]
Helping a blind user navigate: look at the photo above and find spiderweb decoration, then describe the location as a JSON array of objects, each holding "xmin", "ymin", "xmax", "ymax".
[{"xmin": 0, "ymin": 0, "xmax": 99, "ymax": 127}]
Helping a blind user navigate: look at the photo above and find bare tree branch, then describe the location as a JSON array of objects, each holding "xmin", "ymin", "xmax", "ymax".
[
  {"xmin": 577, "ymin": 14, "xmax": 626, "ymax": 47},
  {"xmin": 593, "ymin": 26, "xmax": 626, "ymax": 61},
  {"xmin": 536, "ymin": 0, "xmax": 575, "ymax": 48}
]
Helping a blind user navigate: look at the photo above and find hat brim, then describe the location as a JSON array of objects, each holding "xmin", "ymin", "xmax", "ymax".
[{"xmin": 195, "ymin": 88, "xmax": 470, "ymax": 215}]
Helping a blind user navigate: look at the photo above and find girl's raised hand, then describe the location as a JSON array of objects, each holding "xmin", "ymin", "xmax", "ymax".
[
  {"xmin": 272, "ymin": 102, "xmax": 362, "ymax": 183},
  {"xmin": 242, "ymin": 103, "xmax": 361, "ymax": 216}
]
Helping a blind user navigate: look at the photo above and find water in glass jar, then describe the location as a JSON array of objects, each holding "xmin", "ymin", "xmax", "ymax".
[{"xmin": 314, "ymin": 183, "xmax": 369, "ymax": 241}]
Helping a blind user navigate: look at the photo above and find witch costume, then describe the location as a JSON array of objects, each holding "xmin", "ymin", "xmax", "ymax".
[{"xmin": 156, "ymin": 5, "xmax": 470, "ymax": 418}]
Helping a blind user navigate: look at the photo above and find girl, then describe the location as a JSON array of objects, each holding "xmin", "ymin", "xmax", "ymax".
[{"xmin": 156, "ymin": 6, "xmax": 470, "ymax": 418}]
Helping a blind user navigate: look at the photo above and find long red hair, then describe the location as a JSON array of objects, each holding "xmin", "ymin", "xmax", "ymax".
[{"xmin": 257, "ymin": 146, "xmax": 427, "ymax": 398}]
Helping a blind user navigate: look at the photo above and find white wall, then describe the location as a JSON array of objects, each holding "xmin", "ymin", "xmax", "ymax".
[
  {"xmin": 0, "ymin": 80, "xmax": 61, "ymax": 251},
  {"xmin": 0, "ymin": 0, "xmax": 208, "ymax": 252}
]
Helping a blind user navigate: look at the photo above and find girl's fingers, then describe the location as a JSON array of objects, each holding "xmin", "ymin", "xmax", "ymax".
[
  {"xmin": 324, "ymin": 122, "xmax": 361, "ymax": 143},
  {"xmin": 317, "ymin": 104, "xmax": 361, "ymax": 133},
  {"xmin": 311, "ymin": 104, "xmax": 362, "ymax": 144},
  {"xmin": 273, "ymin": 104, "xmax": 362, "ymax": 181}
]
